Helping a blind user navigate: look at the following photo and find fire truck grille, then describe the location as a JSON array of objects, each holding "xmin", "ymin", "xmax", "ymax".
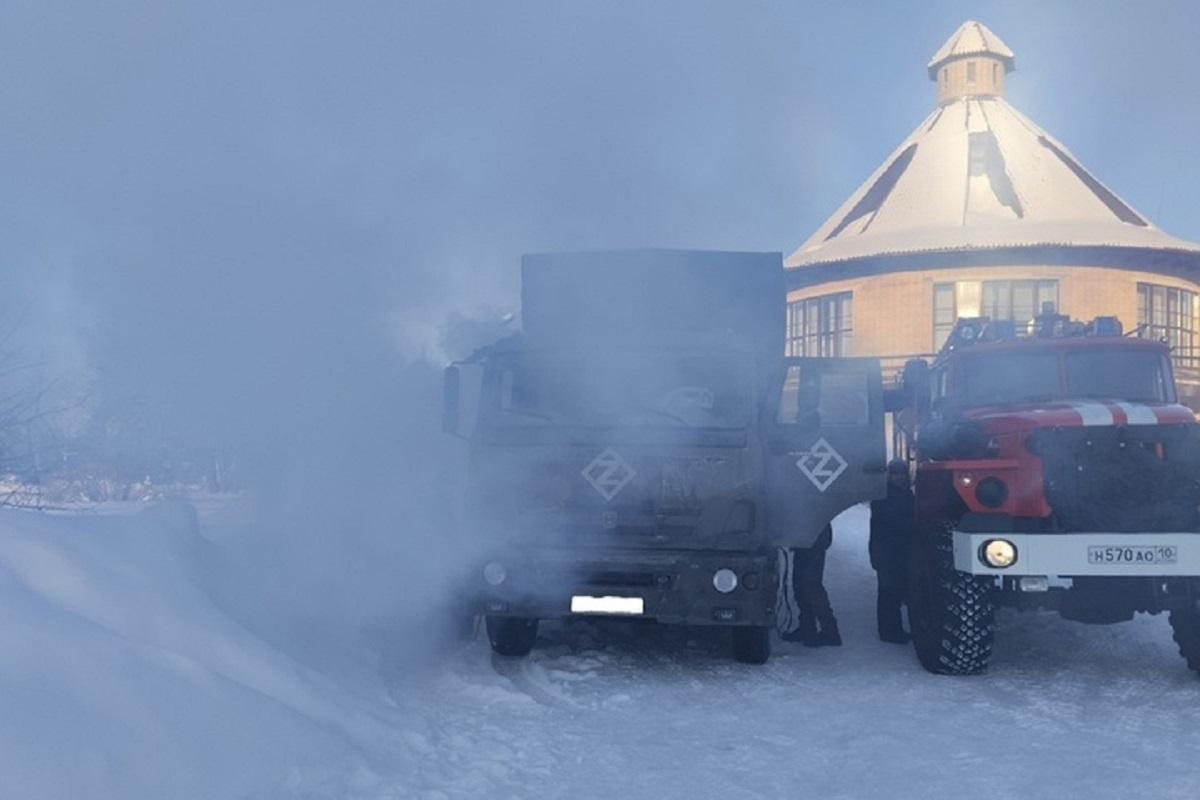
[{"xmin": 1029, "ymin": 425, "xmax": 1200, "ymax": 532}]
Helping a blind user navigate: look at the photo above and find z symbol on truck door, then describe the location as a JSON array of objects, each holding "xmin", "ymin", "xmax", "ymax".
[
  {"xmin": 794, "ymin": 438, "xmax": 847, "ymax": 492},
  {"xmin": 583, "ymin": 448, "xmax": 637, "ymax": 501}
]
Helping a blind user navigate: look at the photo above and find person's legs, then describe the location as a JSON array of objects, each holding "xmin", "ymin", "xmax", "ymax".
[
  {"xmin": 876, "ymin": 576, "xmax": 909, "ymax": 643},
  {"xmin": 779, "ymin": 548, "xmax": 817, "ymax": 642},
  {"xmin": 800, "ymin": 550, "xmax": 840, "ymax": 646}
]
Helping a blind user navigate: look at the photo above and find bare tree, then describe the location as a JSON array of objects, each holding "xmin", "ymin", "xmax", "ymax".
[{"xmin": 0, "ymin": 310, "xmax": 75, "ymax": 507}]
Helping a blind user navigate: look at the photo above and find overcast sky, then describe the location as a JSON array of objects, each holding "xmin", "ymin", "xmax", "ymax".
[{"xmin": 2, "ymin": 0, "xmax": 1198, "ymax": 452}]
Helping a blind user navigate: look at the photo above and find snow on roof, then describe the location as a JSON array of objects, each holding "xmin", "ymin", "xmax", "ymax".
[
  {"xmin": 786, "ymin": 96, "xmax": 1200, "ymax": 269},
  {"xmin": 927, "ymin": 20, "xmax": 1015, "ymax": 75}
]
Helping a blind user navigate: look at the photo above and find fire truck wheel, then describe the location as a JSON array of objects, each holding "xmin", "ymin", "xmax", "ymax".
[
  {"xmin": 731, "ymin": 626, "xmax": 772, "ymax": 665},
  {"xmin": 908, "ymin": 523, "xmax": 995, "ymax": 675},
  {"xmin": 1168, "ymin": 597, "xmax": 1200, "ymax": 674},
  {"xmin": 486, "ymin": 616, "xmax": 539, "ymax": 657}
]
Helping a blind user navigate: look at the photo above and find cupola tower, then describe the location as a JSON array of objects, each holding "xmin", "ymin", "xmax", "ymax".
[{"xmin": 928, "ymin": 20, "xmax": 1015, "ymax": 104}]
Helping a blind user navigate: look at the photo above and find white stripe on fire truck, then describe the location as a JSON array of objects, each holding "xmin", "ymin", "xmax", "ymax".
[
  {"xmin": 1113, "ymin": 402, "xmax": 1158, "ymax": 426},
  {"xmin": 1069, "ymin": 401, "xmax": 1115, "ymax": 426}
]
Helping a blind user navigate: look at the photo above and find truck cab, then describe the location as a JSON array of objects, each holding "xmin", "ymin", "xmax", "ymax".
[
  {"xmin": 445, "ymin": 250, "xmax": 886, "ymax": 663},
  {"xmin": 899, "ymin": 310, "xmax": 1200, "ymax": 675}
]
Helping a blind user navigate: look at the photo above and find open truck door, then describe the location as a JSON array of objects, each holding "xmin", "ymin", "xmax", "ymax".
[{"xmin": 762, "ymin": 357, "xmax": 887, "ymax": 547}]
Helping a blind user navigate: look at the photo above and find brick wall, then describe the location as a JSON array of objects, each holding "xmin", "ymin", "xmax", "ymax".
[{"xmin": 786, "ymin": 265, "xmax": 1200, "ymax": 358}]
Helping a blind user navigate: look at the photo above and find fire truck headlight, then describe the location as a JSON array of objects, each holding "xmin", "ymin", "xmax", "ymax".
[
  {"xmin": 975, "ymin": 478, "xmax": 1009, "ymax": 508},
  {"xmin": 483, "ymin": 562, "xmax": 507, "ymax": 586},
  {"xmin": 980, "ymin": 539, "xmax": 1018, "ymax": 569},
  {"xmin": 712, "ymin": 568, "xmax": 738, "ymax": 594}
]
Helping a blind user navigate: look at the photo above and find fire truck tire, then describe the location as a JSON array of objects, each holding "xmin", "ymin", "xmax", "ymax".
[
  {"xmin": 1168, "ymin": 601, "xmax": 1200, "ymax": 674},
  {"xmin": 731, "ymin": 626, "xmax": 772, "ymax": 665},
  {"xmin": 909, "ymin": 524, "xmax": 995, "ymax": 675},
  {"xmin": 486, "ymin": 616, "xmax": 539, "ymax": 657}
]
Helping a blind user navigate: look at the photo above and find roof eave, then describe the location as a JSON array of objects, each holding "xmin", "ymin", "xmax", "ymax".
[
  {"xmin": 785, "ymin": 244, "xmax": 1200, "ymax": 292},
  {"xmin": 926, "ymin": 52, "xmax": 1015, "ymax": 79}
]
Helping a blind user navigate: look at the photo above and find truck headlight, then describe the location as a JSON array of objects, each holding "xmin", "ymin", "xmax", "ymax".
[
  {"xmin": 483, "ymin": 562, "xmax": 507, "ymax": 586},
  {"xmin": 712, "ymin": 568, "xmax": 738, "ymax": 593},
  {"xmin": 980, "ymin": 539, "xmax": 1017, "ymax": 569}
]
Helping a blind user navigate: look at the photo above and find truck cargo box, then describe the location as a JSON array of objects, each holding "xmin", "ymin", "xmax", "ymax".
[{"xmin": 520, "ymin": 249, "xmax": 784, "ymax": 355}]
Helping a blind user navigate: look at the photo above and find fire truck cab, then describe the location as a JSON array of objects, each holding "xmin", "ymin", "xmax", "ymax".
[{"xmin": 898, "ymin": 308, "xmax": 1200, "ymax": 675}]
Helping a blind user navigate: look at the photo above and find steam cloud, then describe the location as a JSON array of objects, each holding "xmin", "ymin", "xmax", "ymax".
[{"xmin": 3, "ymin": 1, "xmax": 1198, "ymax": 671}]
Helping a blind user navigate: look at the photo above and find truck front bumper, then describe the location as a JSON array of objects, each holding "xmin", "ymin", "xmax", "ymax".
[
  {"xmin": 953, "ymin": 530, "xmax": 1200, "ymax": 577},
  {"xmin": 472, "ymin": 547, "xmax": 777, "ymax": 626}
]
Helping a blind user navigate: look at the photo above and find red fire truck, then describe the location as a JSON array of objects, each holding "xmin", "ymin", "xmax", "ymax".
[{"xmin": 896, "ymin": 309, "xmax": 1200, "ymax": 675}]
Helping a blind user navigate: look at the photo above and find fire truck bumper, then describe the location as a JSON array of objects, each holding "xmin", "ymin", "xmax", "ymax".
[{"xmin": 952, "ymin": 530, "xmax": 1200, "ymax": 577}]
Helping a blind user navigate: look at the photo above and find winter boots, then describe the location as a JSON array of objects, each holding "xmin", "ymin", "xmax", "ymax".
[
  {"xmin": 877, "ymin": 585, "xmax": 910, "ymax": 644},
  {"xmin": 806, "ymin": 616, "xmax": 842, "ymax": 647},
  {"xmin": 780, "ymin": 614, "xmax": 818, "ymax": 644},
  {"xmin": 783, "ymin": 615, "xmax": 841, "ymax": 647}
]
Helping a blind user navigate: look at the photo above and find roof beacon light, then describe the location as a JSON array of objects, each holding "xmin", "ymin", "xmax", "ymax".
[
  {"xmin": 1033, "ymin": 307, "xmax": 1070, "ymax": 338},
  {"xmin": 939, "ymin": 312, "xmax": 1130, "ymax": 359},
  {"xmin": 1089, "ymin": 316, "xmax": 1123, "ymax": 337},
  {"xmin": 990, "ymin": 320, "xmax": 1017, "ymax": 340}
]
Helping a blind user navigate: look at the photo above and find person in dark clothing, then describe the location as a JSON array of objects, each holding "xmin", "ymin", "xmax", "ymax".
[
  {"xmin": 870, "ymin": 459, "xmax": 916, "ymax": 643},
  {"xmin": 779, "ymin": 523, "xmax": 841, "ymax": 646}
]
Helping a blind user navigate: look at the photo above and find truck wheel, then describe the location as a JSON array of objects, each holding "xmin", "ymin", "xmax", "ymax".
[
  {"xmin": 908, "ymin": 523, "xmax": 995, "ymax": 675},
  {"xmin": 486, "ymin": 616, "xmax": 539, "ymax": 657},
  {"xmin": 1168, "ymin": 594, "xmax": 1200, "ymax": 674},
  {"xmin": 731, "ymin": 626, "xmax": 772, "ymax": 664}
]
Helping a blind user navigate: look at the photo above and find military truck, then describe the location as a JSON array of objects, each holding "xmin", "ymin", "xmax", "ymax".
[
  {"xmin": 442, "ymin": 250, "xmax": 887, "ymax": 663},
  {"xmin": 896, "ymin": 308, "xmax": 1200, "ymax": 675}
]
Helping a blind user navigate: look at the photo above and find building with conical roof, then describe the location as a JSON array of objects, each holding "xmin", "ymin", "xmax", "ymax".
[{"xmin": 785, "ymin": 20, "xmax": 1200, "ymax": 396}]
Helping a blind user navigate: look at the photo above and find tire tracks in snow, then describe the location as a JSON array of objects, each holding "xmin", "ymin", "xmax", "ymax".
[{"xmin": 489, "ymin": 652, "xmax": 586, "ymax": 709}]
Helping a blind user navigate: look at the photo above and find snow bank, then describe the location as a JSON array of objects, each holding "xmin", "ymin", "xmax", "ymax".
[
  {"xmin": 0, "ymin": 501, "xmax": 416, "ymax": 800},
  {"xmin": 5, "ymin": 503, "xmax": 1200, "ymax": 799}
]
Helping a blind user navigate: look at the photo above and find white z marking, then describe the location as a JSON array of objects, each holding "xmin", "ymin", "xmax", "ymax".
[{"xmin": 794, "ymin": 437, "xmax": 848, "ymax": 492}]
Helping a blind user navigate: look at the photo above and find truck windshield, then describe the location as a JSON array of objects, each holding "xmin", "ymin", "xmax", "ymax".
[
  {"xmin": 958, "ymin": 352, "xmax": 1060, "ymax": 405},
  {"xmin": 956, "ymin": 348, "xmax": 1170, "ymax": 405},
  {"xmin": 490, "ymin": 355, "xmax": 751, "ymax": 428},
  {"xmin": 1064, "ymin": 349, "xmax": 1170, "ymax": 402}
]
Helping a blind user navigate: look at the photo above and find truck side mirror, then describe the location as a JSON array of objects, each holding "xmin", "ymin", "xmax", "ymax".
[
  {"xmin": 901, "ymin": 358, "xmax": 931, "ymax": 416},
  {"xmin": 442, "ymin": 366, "xmax": 461, "ymax": 434}
]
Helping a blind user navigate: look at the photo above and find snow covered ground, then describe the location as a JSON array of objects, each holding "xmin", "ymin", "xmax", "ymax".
[{"xmin": 2, "ymin": 502, "xmax": 1199, "ymax": 799}]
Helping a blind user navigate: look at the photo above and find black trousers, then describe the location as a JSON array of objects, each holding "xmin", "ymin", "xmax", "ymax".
[
  {"xmin": 876, "ymin": 576, "xmax": 906, "ymax": 637},
  {"xmin": 793, "ymin": 548, "xmax": 835, "ymax": 629}
]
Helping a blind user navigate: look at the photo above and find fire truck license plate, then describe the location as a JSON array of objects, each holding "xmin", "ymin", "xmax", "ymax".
[{"xmin": 1087, "ymin": 545, "xmax": 1178, "ymax": 565}]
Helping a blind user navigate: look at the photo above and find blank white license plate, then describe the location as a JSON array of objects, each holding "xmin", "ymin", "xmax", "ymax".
[
  {"xmin": 570, "ymin": 595, "xmax": 644, "ymax": 615},
  {"xmin": 1087, "ymin": 545, "xmax": 1179, "ymax": 565}
]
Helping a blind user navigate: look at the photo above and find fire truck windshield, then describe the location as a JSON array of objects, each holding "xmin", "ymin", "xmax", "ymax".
[
  {"xmin": 1064, "ymin": 349, "xmax": 1171, "ymax": 402},
  {"xmin": 956, "ymin": 348, "xmax": 1171, "ymax": 406}
]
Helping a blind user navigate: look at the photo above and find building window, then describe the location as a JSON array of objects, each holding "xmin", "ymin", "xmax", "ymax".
[
  {"xmin": 1139, "ymin": 283, "xmax": 1197, "ymax": 365},
  {"xmin": 932, "ymin": 282, "xmax": 957, "ymax": 350},
  {"xmin": 992, "ymin": 62, "xmax": 999, "ymax": 84},
  {"xmin": 787, "ymin": 292, "xmax": 853, "ymax": 357},
  {"xmin": 941, "ymin": 68, "xmax": 948, "ymax": 87},
  {"xmin": 966, "ymin": 61, "xmax": 976, "ymax": 84},
  {"xmin": 981, "ymin": 279, "xmax": 1059, "ymax": 324},
  {"xmin": 933, "ymin": 280, "xmax": 1059, "ymax": 350}
]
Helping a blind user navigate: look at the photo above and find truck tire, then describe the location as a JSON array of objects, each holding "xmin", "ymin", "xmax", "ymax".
[
  {"xmin": 908, "ymin": 523, "xmax": 994, "ymax": 675},
  {"xmin": 731, "ymin": 626, "xmax": 772, "ymax": 665},
  {"xmin": 486, "ymin": 616, "xmax": 539, "ymax": 657},
  {"xmin": 1168, "ymin": 593, "xmax": 1200, "ymax": 674}
]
